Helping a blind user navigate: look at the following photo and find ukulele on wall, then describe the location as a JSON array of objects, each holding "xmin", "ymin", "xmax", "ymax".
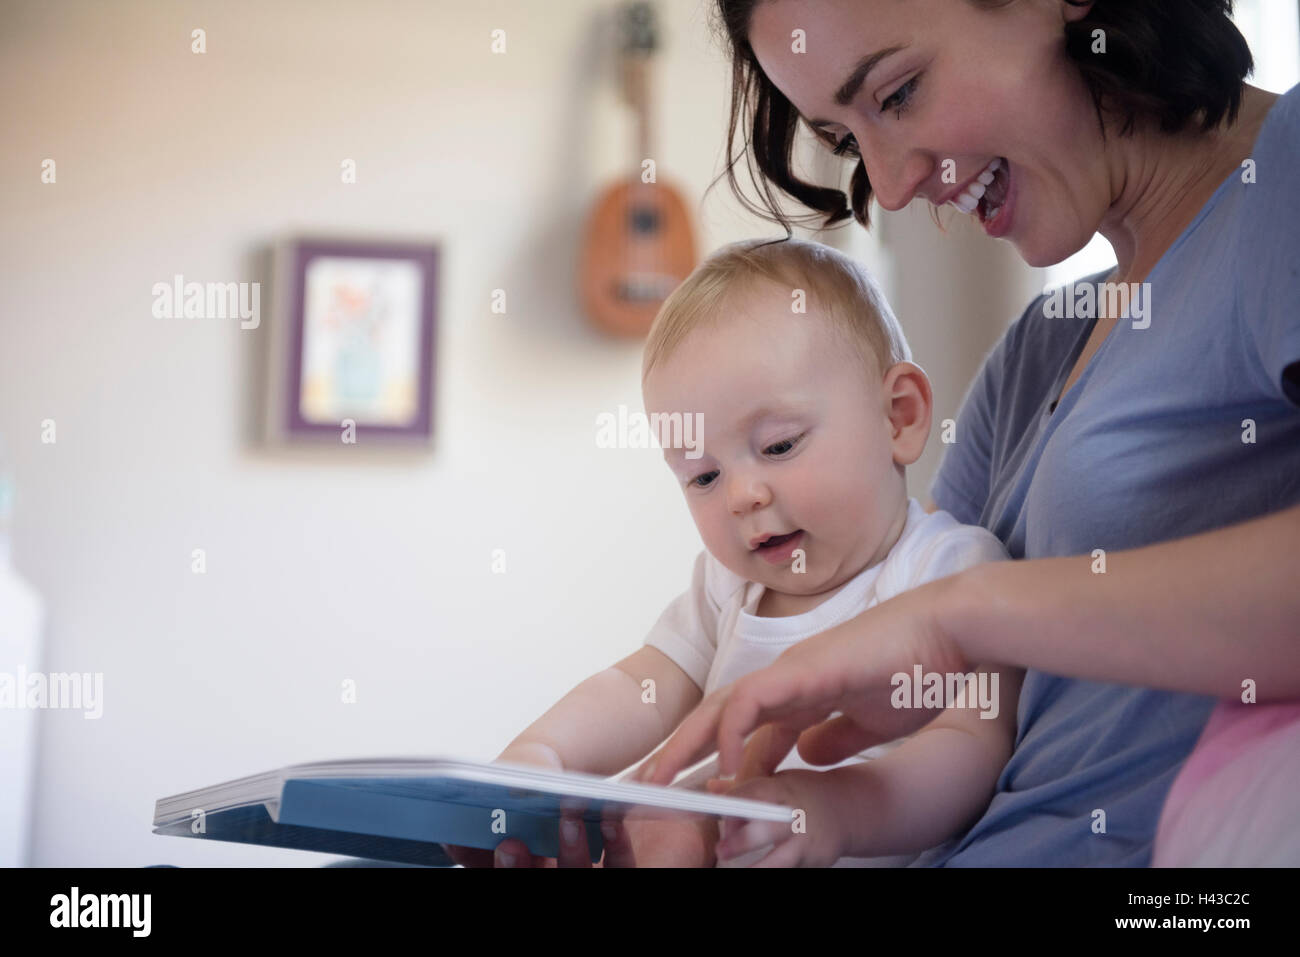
[{"xmin": 579, "ymin": 1, "xmax": 697, "ymax": 338}]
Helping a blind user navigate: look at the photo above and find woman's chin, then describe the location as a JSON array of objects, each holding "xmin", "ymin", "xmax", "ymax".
[
  {"xmin": 1012, "ymin": 219, "xmax": 1101, "ymax": 270},
  {"xmin": 1012, "ymin": 234, "xmax": 1068, "ymax": 270},
  {"xmin": 1019, "ymin": 245, "xmax": 1060, "ymax": 269}
]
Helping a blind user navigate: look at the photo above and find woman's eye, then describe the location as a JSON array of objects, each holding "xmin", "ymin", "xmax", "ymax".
[
  {"xmin": 690, "ymin": 470, "xmax": 719, "ymax": 488},
  {"xmin": 880, "ymin": 74, "xmax": 920, "ymax": 118},
  {"xmin": 764, "ymin": 434, "xmax": 803, "ymax": 456},
  {"xmin": 832, "ymin": 133, "xmax": 858, "ymax": 156}
]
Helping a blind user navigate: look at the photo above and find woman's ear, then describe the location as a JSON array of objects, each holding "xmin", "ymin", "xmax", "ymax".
[{"xmin": 883, "ymin": 361, "xmax": 933, "ymax": 466}]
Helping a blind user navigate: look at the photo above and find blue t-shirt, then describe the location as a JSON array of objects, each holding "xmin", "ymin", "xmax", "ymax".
[{"xmin": 914, "ymin": 83, "xmax": 1300, "ymax": 867}]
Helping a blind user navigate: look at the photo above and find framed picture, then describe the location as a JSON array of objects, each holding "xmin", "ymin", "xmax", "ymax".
[{"xmin": 265, "ymin": 236, "xmax": 438, "ymax": 447}]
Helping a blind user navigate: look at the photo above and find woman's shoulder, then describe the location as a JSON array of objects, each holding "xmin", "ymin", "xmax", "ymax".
[
  {"xmin": 986, "ymin": 268, "xmax": 1112, "ymax": 384},
  {"xmin": 1221, "ymin": 84, "xmax": 1300, "ymax": 233},
  {"xmin": 1259, "ymin": 81, "xmax": 1300, "ymax": 145}
]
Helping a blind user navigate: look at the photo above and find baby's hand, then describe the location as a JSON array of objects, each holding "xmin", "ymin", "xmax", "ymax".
[
  {"xmin": 707, "ymin": 770, "xmax": 848, "ymax": 867},
  {"xmin": 615, "ymin": 809, "xmax": 718, "ymax": 868}
]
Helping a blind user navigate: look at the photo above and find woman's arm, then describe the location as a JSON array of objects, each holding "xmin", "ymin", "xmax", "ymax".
[
  {"xmin": 948, "ymin": 502, "xmax": 1300, "ymax": 698},
  {"xmin": 638, "ymin": 502, "xmax": 1300, "ymax": 785}
]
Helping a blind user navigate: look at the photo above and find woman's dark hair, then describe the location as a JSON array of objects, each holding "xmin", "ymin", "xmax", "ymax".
[{"xmin": 711, "ymin": 0, "xmax": 1255, "ymax": 233}]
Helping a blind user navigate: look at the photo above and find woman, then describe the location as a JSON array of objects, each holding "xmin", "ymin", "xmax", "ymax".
[{"xmin": 637, "ymin": 0, "xmax": 1300, "ymax": 866}]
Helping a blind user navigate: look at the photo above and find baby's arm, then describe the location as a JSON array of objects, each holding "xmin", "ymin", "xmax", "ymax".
[
  {"xmin": 498, "ymin": 645, "xmax": 703, "ymax": 775},
  {"xmin": 445, "ymin": 647, "xmax": 708, "ymax": 868},
  {"xmin": 717, "ymin": 662, "xmax": 1023, "ymax": 864},
  {"xmin": 825, "ymin": 662, "xmax": 1023, "ymax": 857}
]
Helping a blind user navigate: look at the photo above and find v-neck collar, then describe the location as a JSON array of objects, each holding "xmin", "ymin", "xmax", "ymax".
[{"xmin": 1040, "ymin": 86, "xmax": 1291, "ymax": 422}]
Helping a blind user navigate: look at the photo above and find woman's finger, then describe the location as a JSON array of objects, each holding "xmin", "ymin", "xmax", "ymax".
[
  {"xmin": 647, "ymin": 668, "xmax": 827, "ymax": 782},
  {"xmin": 736, "ymin": 723, "xmax": 801, "ymax": 781},
  {"xmin": 441, "ymin": 842, "xmax": 494, "ymax": 868},
  {"xmin": 796, "ymin": 713, "xmax": 890, "ymax": 765},
  {"xmin": 493, "ymin": 837, "xmax": 539, "ymax": 868},
  {"xmin": 715, "ymin": 680, "xmax": 767, "ymax": 776},
  {"xmin": 714, "ymin": 666, "xmax": 838, "ymax": 776},
  {"xmin": 555, "ymin": 809, "xmax": 595, "ymax": 867},
  {"xmin": 705, "ymin": 776, "xmax": 734, "ymax": 794},
  {"xmin": 641, "ymin": 689, "xmax": 732, "ymax": 785},
  {"xmin": 599, "ymin": 810, "xmax": 636, "ymax": 868}
]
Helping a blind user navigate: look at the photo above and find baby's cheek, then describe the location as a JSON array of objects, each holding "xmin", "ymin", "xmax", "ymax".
[
  {"xmin": 691, "ymin": 505, "xmax": 741, "ymax": 563},
  {"xmin": 804, "ymin": 456, "xmax": 874, "ymax": 520}
]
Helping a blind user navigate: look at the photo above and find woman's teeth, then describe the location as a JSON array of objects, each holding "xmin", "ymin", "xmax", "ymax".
[{"xmin": 950, "ymin": 157, "xmax": 1003, "ymax": 214}]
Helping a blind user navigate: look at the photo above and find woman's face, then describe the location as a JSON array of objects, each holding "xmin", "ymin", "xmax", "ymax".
[{"xmin": 748, "ymin": 0, "xmax": 1104, "ymax": 267}]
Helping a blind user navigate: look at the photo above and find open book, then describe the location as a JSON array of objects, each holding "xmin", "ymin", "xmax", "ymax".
[{"xmin": 152, "ymin": 757, "xmax": 793, "ymax": 865}]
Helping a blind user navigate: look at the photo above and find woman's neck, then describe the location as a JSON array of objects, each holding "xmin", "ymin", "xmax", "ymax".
[{"xmin": 1097, "ymin": 84, "xmax": 1279, "ymax": 284}]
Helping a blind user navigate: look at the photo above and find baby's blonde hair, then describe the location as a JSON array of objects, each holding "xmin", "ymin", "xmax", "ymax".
[{"xmin": 642, "ymin": 237, "xmax": 911, "ymax": 383}]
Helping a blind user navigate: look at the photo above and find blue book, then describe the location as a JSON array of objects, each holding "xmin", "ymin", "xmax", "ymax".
[{"xmin": 152, "ymin": 757, "xmax": 793, "ymax": 865}]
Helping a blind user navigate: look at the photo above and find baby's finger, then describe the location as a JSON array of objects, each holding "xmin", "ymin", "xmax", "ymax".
[
  {"xmin": 750, "ymin": 838, "xmax": 805, "ymax": 869},
  {"xmin": 715, "ymin": 819, "xmax": 786, "ymax": 861}
]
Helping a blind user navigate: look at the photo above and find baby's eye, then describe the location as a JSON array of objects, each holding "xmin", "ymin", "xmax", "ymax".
[
  {"xmin": 690, "ymin": 470, "xmax": 719, "ymax": 489},
  {"xmin": 764, "ymin": 434, "xmax": 804, "ymax": 456}
]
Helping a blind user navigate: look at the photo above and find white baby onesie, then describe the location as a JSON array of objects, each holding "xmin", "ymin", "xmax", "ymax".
[{"xmin": 640, "ymin": 498, "xmax": 1009, "ymax": 866}]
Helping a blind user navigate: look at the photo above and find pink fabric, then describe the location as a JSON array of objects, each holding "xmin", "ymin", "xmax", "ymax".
[{"xmin": 1153, "ymin": 700, "xmax": 1300, "ymax": 866}]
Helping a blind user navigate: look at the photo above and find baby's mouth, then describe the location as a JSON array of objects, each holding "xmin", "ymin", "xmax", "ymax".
[
  {"xmin": 753, "ymin": 530, "xmax": 806, "ymax": 565},
  {"xmin": 755, "ymin": 531, "xmax": 801, "ymax": 550}
]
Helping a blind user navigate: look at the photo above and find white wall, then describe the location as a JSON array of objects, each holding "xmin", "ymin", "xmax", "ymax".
[{"xmin": 0, "ymin": 0, "xmax": 1026, "ymax": 865}]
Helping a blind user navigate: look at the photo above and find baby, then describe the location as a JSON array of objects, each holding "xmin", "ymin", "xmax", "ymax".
[{"xmin": 465, "ymin": 237, "xmax": 1018, "ymax": 867}]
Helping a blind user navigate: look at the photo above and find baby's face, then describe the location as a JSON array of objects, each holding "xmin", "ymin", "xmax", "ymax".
[{"xmin": 643, "ymin": 284, "xmax": 912, "ymax": 602}]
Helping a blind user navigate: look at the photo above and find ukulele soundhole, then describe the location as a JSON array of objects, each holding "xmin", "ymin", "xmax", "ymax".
[{"xmin": 628, "ymin": 206, "xmax": 660, "ymax": 234}]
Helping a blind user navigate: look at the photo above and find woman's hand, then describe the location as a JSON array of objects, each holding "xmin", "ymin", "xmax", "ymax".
[
  {"xmin": 635, "ymin": 577, "xmax": 970, "ymax": 786},
  {"xmin": 479, "ymin": 807, "xmax": 635, "ymax": 868},
  {"xmin": 440, "ymin": 743, "xmax": 611, "ymax": 868},
  {"xmin": 442, "ymin": 740, "xmax": 716, "ymax": 867},
  {"xmin": 481, "ymin": 806, "xmax": 716, "ymax": 868}
]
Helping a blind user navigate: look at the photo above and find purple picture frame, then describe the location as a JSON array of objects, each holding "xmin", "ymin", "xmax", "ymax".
[{"xmin": 280, "ymin": 238, "xmax": 438, "ymax": 444}]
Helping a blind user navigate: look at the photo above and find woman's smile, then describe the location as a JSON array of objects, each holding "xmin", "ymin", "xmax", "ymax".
[
  {"xmin": 941, "ymin": 156, "xmax": 1015, "ymax": 236},
  {"xmin": 978, "ymin": 157, "xmax": 1016, "ymax": 238}
]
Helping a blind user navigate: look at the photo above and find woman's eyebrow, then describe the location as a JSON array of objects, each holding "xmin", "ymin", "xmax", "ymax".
[{"xmin": 808, "ymin": 45, "xmax": 905, "ymax": 127}]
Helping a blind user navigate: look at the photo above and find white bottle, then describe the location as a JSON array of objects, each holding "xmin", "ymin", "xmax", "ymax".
[{"xmin": 0, "ymin": 434, "xmax": 44, "ymax": 866}]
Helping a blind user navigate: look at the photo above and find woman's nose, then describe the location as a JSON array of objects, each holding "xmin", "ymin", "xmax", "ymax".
[{"xmin": 856, "ymin": 130, "xmax": 929, "ymax": 212}]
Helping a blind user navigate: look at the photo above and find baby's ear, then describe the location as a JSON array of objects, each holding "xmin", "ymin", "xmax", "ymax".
[{"xmin": 883, "ymin": 361, "xmax": 933, "ymax": 466}]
